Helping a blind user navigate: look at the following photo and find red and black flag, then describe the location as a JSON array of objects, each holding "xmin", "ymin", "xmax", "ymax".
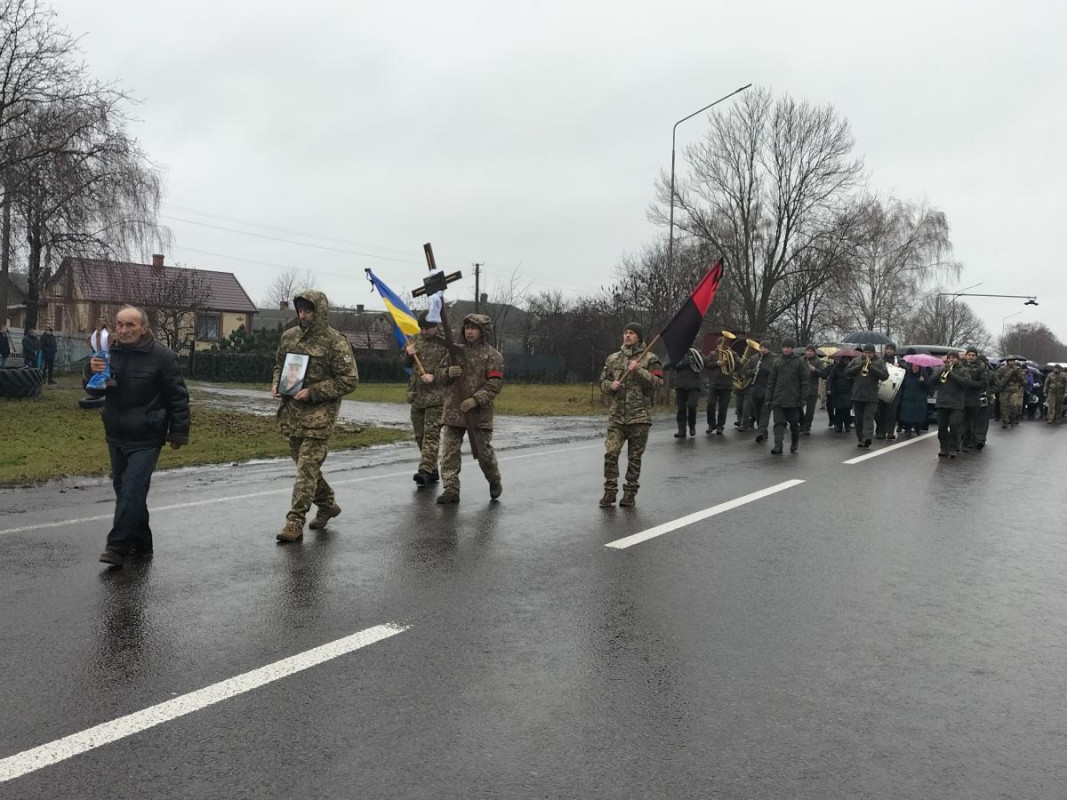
[{"xmin": 659, "ymin": 261, "xmax": 724, "ymax": 367}]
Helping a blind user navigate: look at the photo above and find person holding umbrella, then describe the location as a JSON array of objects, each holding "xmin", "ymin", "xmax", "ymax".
[
  {"xmin": 897, "ymin": 351, "xmax": 932, "ymax": 435},
  {"xmin": 846, "ymin": 343, "xmax": 889, "ymax": 448}
]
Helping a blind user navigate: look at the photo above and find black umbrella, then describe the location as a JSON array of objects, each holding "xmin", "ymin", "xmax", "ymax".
[
  {"xmin": 998, "ymin": 354, "xmax": 1027, "ymax": 362},
  {"xmin": 841, "ymin": 330, "xmax": 894, "ymax": 346}
]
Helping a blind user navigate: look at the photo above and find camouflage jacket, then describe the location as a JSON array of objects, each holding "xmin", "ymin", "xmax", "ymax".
[
  {"xmin": 963, "ymin": 360, "xmax": 991, "ymax": 406},
  {"xmin": 1045, "ymin": 370, "xmax": 1067, "ymax": 395},
  {"xmin": 600, "ymin": 344, "xmax": 663, "ymax": 425},
  {"xmin": 441, "ymin": 337, "xmax": 504, "ymax": 429},
  {"xmin": 994, "ymin": 365, "xmax": 1027, "ymax": 392},
  {"xmin": 402, "ymin": 333, "xmax": 450, "ymax": 409},
  {"xmin": 273, "ymin": 290, "xmax": 360, "ymax": 438}
]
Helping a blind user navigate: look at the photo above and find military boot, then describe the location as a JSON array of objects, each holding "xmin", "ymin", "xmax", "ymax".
[
  {"xmin": 770, "ymin": 443, "xmax": 783, "ymax": 455},
  {"xmin": 429, "ymin": 469, "xmax": 440, "ymax": 483},
  {"xmin": 489, "ymin": 480, "xmax": 503, "ymax": 499},
  {"xmin": 436, "ymin": 489, "xmax": 460, "ymax": 504},
  {"xmin": 413, "ymin": 470, "xmax": 428, "ymax": 486},
  {"xmin": 619, "ymin": 488, "xmax": 637, "ymax": 507},
  {"xmin": 276, "ymin": 520, "xmax": 304, "ymax": 542},
  {"xmin": 599, "ymin": 490, "xmax": 616, "ymax": 507},
  {"xmin": 309, "ymin": 502, "xmax": 341, "ymax": 530},
  {"xmin": 674, "ymin": 427, "xmax": 686, "ymax": 438},
  {"xmin": 790, "ymin": 433, "xmax": 800, "ymax": 453}
]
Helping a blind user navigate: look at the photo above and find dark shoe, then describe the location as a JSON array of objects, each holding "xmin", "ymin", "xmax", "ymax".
[
  {"xmin": 887, "ymin": 435, "xmax": 896, "ymax": 441},
  {"xmin": 790, "ymin": 438, "xmax": 799, "ymax": 454},
  {"xmin": 706, "ymin": 427, "xmax": 714, "ymax": 435},
  {"xmin": 599, "ymin": 490, "xmax": 616, "ymax": 507},
  {"xmin": 128, "ymin": 547, "xmax": 154, "ymax": 559},
  {"xmin": 309, "ymin": 502, "xmax": 341, "ymax": 530},
  {"xmin": 857, "ymin": 442, "xmax": 865, "ymax": 448},
  {"xmin": 755, "ymin": 434, "xmax": 765, "ymax": 443},
  {"xmin": 834, "ymin": 425, "xmax": 843, "ymax": 433},
  {"xmin": 489, "ymin": 481, "xmax": 502, "ymax": 500},
  {"xmin": 674, "ymin": 430, "xmax": 686, "ymax": 438},
  {"xmin": 937, "ymin": 450, "xmax": 948, "ymax": 458},
  {"xmin": 436, "ymin": 490, "xmax": 460, "ymax": 504},
  {"xmin": 689, "ymin": 426, "xmax": 696, "ymax": 436},
  {"xmin": 716, "ymin": 427, "xmax": 724, "ymax": 435},
  {"xmin": 429, "ymin": 470, "xmax": 440, "ymax": 483},
  {"xmin": 864, "ymin": 439, "xmax": 872, "ymax": 448},
  {"xmin": 277, "ymin": 520, "xmax": 304, "ymax": 542},
  {"xmin": 413, "ymin": 470, "xmax": 428, "ymax": 486},
  {"xmin": 975, "ymin": 442, "xmax": 984, "ymax": 450},
  {"xmin": 949, "ymin": 451, "xmax": 957, "ymax": 459},
  {"xmin": 876, "ymin": 434, "xmax": 886, "ymax": 440},
  {"xmin": 98, "ymin": 549, "xmax": 124, "ymax": 567},
  {"xmin": 619, "ymin": 490, "xmax": 637, "ymax": 507},
  {"xmin": 770, "ymin": 446, "xmax": 783, "ymax": 455}
]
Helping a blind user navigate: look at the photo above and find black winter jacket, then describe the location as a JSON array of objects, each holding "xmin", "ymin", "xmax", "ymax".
[
  {"xmin": 84, "ymin": 334, "xmax": 190, "ymax": 448},
  {"xmin": 766, "ymin": 352, "xmax": 809, "ymax": 408}
]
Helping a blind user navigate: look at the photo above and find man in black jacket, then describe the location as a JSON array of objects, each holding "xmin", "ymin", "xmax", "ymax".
[
  {"xmin": 86, "ymin": 306, "xmax": 190, "ymax": 567},
  {"xmin": 929, "ymin": 351, "xmax": 971, "ymax": 458},
  {"xmin": 846, "ymin": 343, "xmax": 889, "ymax": 448},
  {"xmin": 765, "ymin": 338, "xmax": 809, "ymax": 455},
  {"xmin": 40, "ymin": 326, "xmax": 58, "ymax": 383}
]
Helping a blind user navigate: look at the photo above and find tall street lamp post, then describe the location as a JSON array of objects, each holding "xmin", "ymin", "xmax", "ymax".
[{"xmin": 667, "ymin": 84, "xmax": 752, "ymax": 274}]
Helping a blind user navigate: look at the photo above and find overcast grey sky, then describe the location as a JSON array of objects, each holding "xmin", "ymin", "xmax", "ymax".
[{"xmin": 51, "ymin": 0, "xmax": 1066, "ymax": 341}]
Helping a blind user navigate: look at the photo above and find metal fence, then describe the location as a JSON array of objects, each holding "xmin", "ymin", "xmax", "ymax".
[{"xmin": 0, "ymin": 332, "xmax": 90, "ymax": 371}]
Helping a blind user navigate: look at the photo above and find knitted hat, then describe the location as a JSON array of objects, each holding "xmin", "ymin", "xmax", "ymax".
[
  {"xmin": 862, "ymin": 343, "xmax": 876, "ymax": 353},
  {"xmin": 781, "ymin": 337, "xmax": 796, "ymax": 349},
  {"xmin": 624, "ymin": 321, "xmax": 644, "ymax": 341}
]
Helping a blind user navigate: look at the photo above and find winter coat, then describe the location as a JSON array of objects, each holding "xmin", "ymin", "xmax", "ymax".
[
  {"xmin": 83, "ymin": 332, "xmax": 190, "ymax": 448},
  {"xmin": 826, "ymin": 362, "xmax": 855, "ymax": 410},
  {"xmin": 846, "ymin": 356, "xmax": 889, "ymax": 402},
  {"xmin": 930, "ymin": 364, "xmax": 971, "ymax": 410},
  {"xmin": 273, "ymin": 289, "xmax": 360, "ymax": 438},
  {"xmin": 0, "ymin": 330, "xmax": 9, "ymax": 360},
  {"xmin": 994, "ymin": 364, "xmax": 1026, "ymax": 392},
  {"xmin": 40, "ymin": 331, "xmax": 57, "ymax": 359},
  {"xmin": 441, "ymin": 314, "xmax": 504, "ymax": 429},
  {"xmin": 403, "ymin": 332, "xmax": 450, "ymax": 408},
  {"xmin": 1045, "ymin": 370, "xmax": 1067, "ymax": 395},
  {"xmin": 963, "ymin": 360, "xmax": 991, "ymax": 407},
  {"xmin": 897, "ymin": 367, "xmax": 929, "ymax": 425},
  {"xmin": 22, "ymin": 333, "xmax": 39, "ymax": 360},
  {"xmin": 601, "ymin": 342, "xmax": 663, "ymax": 425},
  {"xmin": 765, "ymin": 351, "xmax": 808, "ymax": 409},
  {"xmin": 665, "ymin": 349, "xmax": 705, "ymax": 393},
  {"xmin": 704, "ymin": 347, "xmax": 736, "ymax": 391},
  {"xmin": 749, "ymin": 353, "xmax": 777, "ymax": 399},
  {"xmin": 804, "ymin": 355, "xmax": 827, "ymax": 397}
]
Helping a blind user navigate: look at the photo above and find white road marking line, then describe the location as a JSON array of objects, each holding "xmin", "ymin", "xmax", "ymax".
[
  {"xmin": 604, "ymin": 479, "xmax": 806, "ymax": 550},
  {"xmin": 842, "ymin": 431, "xmax": 938, "ymax": 464},
  {"xmin": 0, "ymin": 623, "xmax": 408, "ymax": 784},
  {"xmin": 0, "ymin": 442, "xmax": 601, "ymax": 536}
]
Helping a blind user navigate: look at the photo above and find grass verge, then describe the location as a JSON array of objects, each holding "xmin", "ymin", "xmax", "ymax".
[
  {"xmin": 0, "ymin": 378, "xmax": 409, "ymax": 486},
  {"xmin": 345, "ymin": 382, "xmax": 611, "ymax": 416}
]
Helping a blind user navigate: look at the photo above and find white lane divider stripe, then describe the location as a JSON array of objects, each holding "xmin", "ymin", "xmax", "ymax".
[
  {"xmin": 0, "ymin": 442, "xmax": 603, "ymax": 537},
  {"xmin": 0, "ymin": 623, "xmax": 408, "ymax": 784},
  {"xmin": 842, "ymin": 431, "xmax": 938, "ymax": 465},
  {"xmin": 605, "ymin": 479, "xmax": 805, "ymax": 550}
]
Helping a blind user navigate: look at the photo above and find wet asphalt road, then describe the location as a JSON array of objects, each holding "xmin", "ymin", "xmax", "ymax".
[{"xmin": 1, "ymin": 418, "xmax": 1066, "ymax": 799}]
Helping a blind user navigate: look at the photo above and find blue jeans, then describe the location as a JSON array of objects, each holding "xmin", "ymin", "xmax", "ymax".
[{"xmin": 106, "ymin": 444, "xmax": 161, "ymax": 554}]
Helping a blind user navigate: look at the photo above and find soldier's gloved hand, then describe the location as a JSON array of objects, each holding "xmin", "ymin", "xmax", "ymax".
[
  {"xmin": 447, "ymin": 366, "xmax": 463, "ymax": 378},
  {"xmin": 459, "ymin": 397, "xmax": 478, "ymax": 413}
]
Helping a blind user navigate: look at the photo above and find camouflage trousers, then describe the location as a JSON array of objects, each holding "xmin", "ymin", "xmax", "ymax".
[
  {"xmin": 410, "ymin": 403, "xmax": 443, "ymax": 473},
  {"xmin": 1001, "ymin": 389, "xmax": 1023, "ymax": 421},
  {"xmin": 1047, "ymin": 391, "xmax": 1065, "ymax": 422},
  {"xmin": 287, "ymin": 436, "xmax": 334, "ymax": 523},
  {"xmin": 440, "ymin": 426, "xmax": 499, "ymax": 493},
  {"xmin": 604, "ymin": 423, "xmax": 650, "ymax": 492}
]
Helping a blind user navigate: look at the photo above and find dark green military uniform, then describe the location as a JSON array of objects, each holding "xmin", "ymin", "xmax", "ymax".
[
  {"xmin": 765, "ymin": 344, "xmax": 808, "ymax": 453},
  {"xmin": 273, "ymin": 290, "xmax": 360, "ymax": 531},
  {"xmin": 846, "ymin": 350, "xmax": 889, "ymax": 446},
  {"xmin": 994, "ymin": 362, "xmax": 1026, "ymax": 427},
  {"xmin": 439, "ymin": 314, "xmax": 504, "ymax": 500},
  {"xmin": 600, "ymin": 328, "xmax": 663, "ymax": 505},
  {"xmin": 930, "ymin": 359, "xmax": 970, "ymax": 456},
  {"xmin": 1045, "ymin": 366, "xmax": 1067, "ymax": 423}
]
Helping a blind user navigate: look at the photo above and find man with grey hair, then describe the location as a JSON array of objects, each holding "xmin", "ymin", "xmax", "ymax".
[{"xmin": 86, "ymin": 305, "xmax": 190, "ymax": 568}]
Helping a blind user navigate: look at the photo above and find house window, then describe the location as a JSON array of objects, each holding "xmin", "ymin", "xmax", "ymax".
[{"xmin": 196, "ymin": 314, "xmax": 221, "ymax": 342}]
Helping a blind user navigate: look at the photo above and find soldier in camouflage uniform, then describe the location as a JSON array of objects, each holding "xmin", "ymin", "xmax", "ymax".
[
  {"xmin": 272, "ymin": 290, "xmax": 360, "ymax": 542},
  {"xmin": 1044, "ymin": 364, "xmax": 1067, "ymax": 424},
  {"xmin": 437, "ymin": 313, "xmax": 504, "ymax": 504},
  {"xmin": 403, "ymin": 312, "xmax": 450, "ymax": 486},
  {"xmin": 599, "ymin": 322, "xmax": 664, "ymax": 508},
  {"xmin": 994, "ymin": 358, "xmax": 1027, "ymax": 428}
]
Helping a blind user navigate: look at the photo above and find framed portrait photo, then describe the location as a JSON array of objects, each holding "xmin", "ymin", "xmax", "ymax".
[{"xmin": 279, "ymin": 352, "xmax": 310, "ymax": 396}]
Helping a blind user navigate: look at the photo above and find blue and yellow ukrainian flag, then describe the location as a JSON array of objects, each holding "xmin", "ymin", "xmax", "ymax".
[{"xmin": 366, "ymin": 269, "xmax": 420, "ymax": 349}]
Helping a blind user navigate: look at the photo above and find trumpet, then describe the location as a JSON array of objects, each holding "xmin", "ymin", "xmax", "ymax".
[
  {"xmin": 860, "ymin": 356, "xmax": 871, "ymax": 377},
  {"xmin": 718, "ymin": 330, "xmax": 738, "ymax": 376},
  {"xmin": 940, "ymin": 364, "xmax": 954, "ymax": 383},
  {"xmin": 733, "ymin": 338, "xmax": 762, "ymax": 390}
]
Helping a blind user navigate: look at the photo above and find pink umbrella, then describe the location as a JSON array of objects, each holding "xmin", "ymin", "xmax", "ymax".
[{"xmin": 903, "ymin": 353, "xmax": 943, "ymax": 368}]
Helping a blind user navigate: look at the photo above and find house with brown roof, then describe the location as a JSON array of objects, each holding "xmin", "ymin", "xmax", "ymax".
[{"xmin": 46, "ymin": 255, "xmax": 257, "ymax": 350}]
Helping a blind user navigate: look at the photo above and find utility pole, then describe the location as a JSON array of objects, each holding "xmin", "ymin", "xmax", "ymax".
[{"xmin": 473, "ymin": 262, "xmax": 483, "ymax": 312}]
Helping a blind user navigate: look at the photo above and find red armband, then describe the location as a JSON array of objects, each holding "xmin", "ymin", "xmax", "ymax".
[
  {"xmin": 487, "ymin": 370, "xmax": 504, "ymax": 379},
  {"xmin": 651, "ymin": 369, "xmax": 664, "ymax": 377}
]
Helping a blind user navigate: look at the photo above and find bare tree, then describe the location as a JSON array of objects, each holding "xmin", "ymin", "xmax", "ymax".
[
  {"xmin": 108, "ymin": 263, "xmax": 211, "ymax": 354},
  {"xmin": 899, "ymin": 292, "xmax": 991, "ymax": 350},
  {"xmin": 654, "ymin": 87, "xmax": 864, "ymax": 334},
  {"xmin": 480, "ymin": 265, "xmax": 530, "ymax": 352},
  {"xmin": 999, "ymin": 321, "xmax": 1066, "ymax": 363},
  {"xmin": 261, "ymin": 267, "xmax": 318, "ymax": 308},
  {"xmin": 829, "ymin": 196, "xmax": 959, "ymax": 337}
]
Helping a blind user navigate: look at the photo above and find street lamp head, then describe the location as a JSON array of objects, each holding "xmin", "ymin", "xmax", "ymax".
[{"xmin": 1025, "ymin": 298, "xmax": 1039, "ymax": 306}]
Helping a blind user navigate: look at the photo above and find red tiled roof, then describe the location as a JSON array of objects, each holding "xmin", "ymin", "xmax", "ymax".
[{"xmin": 63, "ymin": 257, "xmax": 257, "ymax": 314}]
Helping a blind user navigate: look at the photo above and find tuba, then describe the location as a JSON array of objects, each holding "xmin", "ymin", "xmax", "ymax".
[
  {"xmin": 733, "ymin": 338, "xmax": 762, "ymax": 390},
  {"xmin": 718, "ymin": 330, "xmax": 738, "ymax": 376}
]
